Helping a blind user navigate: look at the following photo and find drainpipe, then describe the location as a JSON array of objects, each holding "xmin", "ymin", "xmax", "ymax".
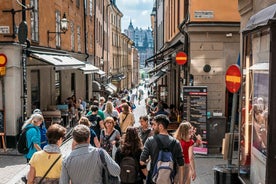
[
  {"xmin": 106, "ymin": 3, "xmax": 112, "ymax": 79},
  {"xmin": 102, "ymin": 0, "xmax": 105, "ymax": 69},
  {"xmin": 178, "ymin": 0, "xmax": 190, "ymax": 86},
  {"xmin": 93, "ymin": 0, "xmax": 96, "ymax": 66},
  {"xmin": 22, "ymin": 0, "xmax": 28, "ymax": 121},
  {"xmin": 83, "ymin": 0, "xmax": 89, "ymax": 61}
]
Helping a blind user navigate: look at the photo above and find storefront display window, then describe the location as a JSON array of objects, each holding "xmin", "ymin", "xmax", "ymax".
[{"xmin": 240, "ymin": 27, "xmax": 269, "ymax": 183}]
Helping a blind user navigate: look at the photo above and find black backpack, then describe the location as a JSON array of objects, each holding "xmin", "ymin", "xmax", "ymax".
[
  {"xmin": 120, "ymin": 155, "xmax": 139, "ymax": 183},
  {"xmin": 17, "ymin": 127, "xmax": 34, "ymax": 154}
]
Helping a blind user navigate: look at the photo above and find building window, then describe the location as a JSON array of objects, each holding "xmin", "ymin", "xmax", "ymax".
[
  {"xmin": 90, "ymin": 0, "xmax": 93, "ymax": 16},
  {"xmin": 55, "ymin": 11, "xmax": 61, "ymax": 47},
  {"xmin": 31, "ymin": 70, "xmax": 40, "ymax": 110},
  {"xmin": 77, "ymin": 26, "xmax": 81, "ymax": 52},
  {"xmin": 30, "ymin": 0, "xmax": 39, "ymax": 42},
  {"xmin": 90, "ymin": 34, "xmax": 92, "ymax": 49},
  {"xmin": 55, "ymin": 71, "xmax": 61, "ymax": 104},
  {"xmin": 71, "ymin": 22, "xmax": 75, "ymax": 51}
]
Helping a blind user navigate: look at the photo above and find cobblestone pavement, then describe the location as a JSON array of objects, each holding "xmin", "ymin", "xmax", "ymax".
[{"xmin": 0, "ymin": 87, "xmax": 238, "ymax": 184}]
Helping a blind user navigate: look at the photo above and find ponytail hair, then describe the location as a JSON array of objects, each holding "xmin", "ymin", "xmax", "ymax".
[{"xmin": 22, "ymin": 113, "xmax": 44, "ymax": 130}]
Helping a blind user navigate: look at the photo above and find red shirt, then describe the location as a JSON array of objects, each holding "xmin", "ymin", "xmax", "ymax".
[{"xmin": 180, "ymin": 139, "xmax": 194, "ymax": 164}]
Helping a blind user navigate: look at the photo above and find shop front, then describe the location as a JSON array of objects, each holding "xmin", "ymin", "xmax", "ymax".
[{"xmin": 239, "ymin": 4, "xmax": 276, "ymax": 184}]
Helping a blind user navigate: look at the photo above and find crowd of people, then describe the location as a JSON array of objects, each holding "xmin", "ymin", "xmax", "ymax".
[{"xmin": 20, "ymin": 88, "xmax": 198, "ymax": 184}]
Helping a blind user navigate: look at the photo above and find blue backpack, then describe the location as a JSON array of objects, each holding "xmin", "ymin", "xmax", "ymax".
[{"xmin": 152, "ymin": 136, "xmax": 176, "ymax": 184}]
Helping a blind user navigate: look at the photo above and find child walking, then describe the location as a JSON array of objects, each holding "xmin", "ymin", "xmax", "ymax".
[{"xmin": 174, "ymin": 121, "xmax": 196, "ymax": 184}]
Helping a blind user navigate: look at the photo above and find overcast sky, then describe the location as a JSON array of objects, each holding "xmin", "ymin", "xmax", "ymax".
[{"xmin": 116, "ymin": 0, "xmax": 154, "ymax": 31}]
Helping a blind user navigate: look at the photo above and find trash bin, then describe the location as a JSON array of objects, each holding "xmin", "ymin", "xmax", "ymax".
[
  {"xmin": 207, "ymin": 116, "xmax": 227, "ymax": 154},
  {"xmin": 213, "ymin": 164, "xmax": 241, "ymax": 184}
]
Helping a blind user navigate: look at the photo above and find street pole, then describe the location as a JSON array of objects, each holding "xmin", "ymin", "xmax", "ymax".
[{"xmin": 228, "ymin": 92, "xmax": 238, "ymax": 165}]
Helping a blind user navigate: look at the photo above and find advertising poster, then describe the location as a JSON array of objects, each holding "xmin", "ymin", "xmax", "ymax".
[{"xmin": 252, "ymin": 72, "xmax": 268, "ymax": 156}]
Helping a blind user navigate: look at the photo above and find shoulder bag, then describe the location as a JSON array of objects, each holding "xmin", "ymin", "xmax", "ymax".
[{"xmin": 99, "ymin": 149, "xmax": 120, "ymax": 184}]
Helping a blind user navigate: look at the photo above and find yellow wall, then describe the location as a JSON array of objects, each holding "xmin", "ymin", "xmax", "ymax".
[{"xmin": 190, "ymin": 0, "xmax": 240, "ymax": 22}]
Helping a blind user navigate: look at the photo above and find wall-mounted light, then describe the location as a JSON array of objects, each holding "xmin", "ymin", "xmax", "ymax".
[
  {"xmin": 100, "ymin": 57, "xmax": 104, "ymax": 66},
  {"xmin": 47, "ymin": 13, "xmax": 69, "ymax": 45}
]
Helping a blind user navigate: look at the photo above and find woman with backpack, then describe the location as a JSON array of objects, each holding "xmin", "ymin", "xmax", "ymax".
[
  {"xmin": 174, "ymin": 121, "xmax": 196, "ymax": 184},
  {"xmin": 21, "ymin": 113, "xmax": 44, "ymax": 163},
  {"xmin": 115, "ymin": 127, "xmax": 146, "ymax": 184}
]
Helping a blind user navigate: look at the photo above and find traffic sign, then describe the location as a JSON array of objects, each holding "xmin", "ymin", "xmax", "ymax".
[
  {"xmin": 225, "ymin": 64, "xmax": 241, "ymax": 93},
  {"xmin": 0, "ymin": 54, "xmax": 7, "ymax": 67},
  {"xmin": 175, "ymin": 51, "xmax": 187, "ymax": 65}
]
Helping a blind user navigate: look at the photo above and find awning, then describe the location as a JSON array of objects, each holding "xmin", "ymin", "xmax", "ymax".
[
  {"xmin": 145, "ymin": 40, "xmax": 183, "ymax": 63},
  {"xmin": 96, "ymin": 69, "xmax": 106, "ymax": 76},
  {"xmin": 243, "ymin": 4, "xmax": 276, "ymax": 32},
  {"xmin": 30, "ymin": 52, "xmax": 85, "ymax": 70},
  {"xmin": 103, "ymin": 83, "xmax": 115, "ymax": 94},
  {"xmin": 148, "ymin": 70, "xmax": 167, "ymax": 86},
  {"xmin": 106, "ymin": 83, "xmax": 117, "ymax": 92},
  {"xmin": 148, "ymin": 60, "xmax": 170, "ymax": 74},
  {"xmin": 92, "ymin": 81, "xmax": 101, "ymax": 91},
  {"xmin": 79, "ymin": 63, "xmax": 99, "ymax": 74},
  {"xmin": 249, "ymin": 62, "xmax": 269, "ymax": 71},
  {"xmin": 111, "ymin": 73, "xmax": 125, "ymax": 82}
]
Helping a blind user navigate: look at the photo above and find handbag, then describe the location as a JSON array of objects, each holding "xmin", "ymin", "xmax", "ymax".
[
  {"xmin": 99, "ymin": 149, "xmax": 120, "ymax": 184},
  {"xmin": 38, "ymin": 154, "xmax": 61, "ymax": 184}
]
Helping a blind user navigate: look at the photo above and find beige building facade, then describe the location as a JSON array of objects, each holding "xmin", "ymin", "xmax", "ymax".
[{"xmin": 150, "ymin": 0, "xmax": 240, "ymax": 117}]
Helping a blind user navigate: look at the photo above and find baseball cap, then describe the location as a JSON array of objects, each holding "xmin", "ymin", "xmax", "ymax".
[{"xmin": 33, "ymin": 109, "xmax": 42, "ymax": 115}]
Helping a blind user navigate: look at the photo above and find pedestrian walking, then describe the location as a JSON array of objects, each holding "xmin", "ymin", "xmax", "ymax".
[
  {"xmin": 119, "ymin": 103, "xmax": 135, "ymax": 134},
  {"xmin": 59, "ymin": 124, "xmax": 120, "ymax": 184},
  {"xmin": 78, "ymin": 116, "xmax": 100, "ymax": 147},
  {"xmin": 137, "ymin": 115, "xmax": 153, "ymax": 145},
  {"xmin": 100, "ymin": 117, "xmax": 121, "ymax": 157},
  {"xmin": 32, "ymin": 109, "xmax": 48, "ymax": 149},
  {"xmin": 87, "ymin": 105, "xmax": 104, "ymax": 140},
  {"xmin": 104, "ymin": 101, "xmax": 121, "ymax": 134},
  {"xmin": 174, "ymin": 121, "xmax": 196, "ymax": 184},
  {"xmin": 140, "ymin": 114, "xmax": 184, "ymax": 184},
  {"xmin": 115, "ymin": 127, "xmax": 147, "ymax": 184},
  {"xmin": 21, "ymin": 113, "xmax": 44, "ymax": 163},
  {"xmin": 27, "ymin": 124, "xmax": 66, "ymax": 184}
]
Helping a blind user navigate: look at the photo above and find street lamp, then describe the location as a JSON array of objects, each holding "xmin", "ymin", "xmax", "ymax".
[{"xmin": 47, "ymin": 13, "xmax": 69, "ymax": 45}]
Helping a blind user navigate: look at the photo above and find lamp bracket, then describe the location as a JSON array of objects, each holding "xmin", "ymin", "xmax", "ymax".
[{"xmin": 2, "ymin": 7, "xmax": 34, "ymax": 38}]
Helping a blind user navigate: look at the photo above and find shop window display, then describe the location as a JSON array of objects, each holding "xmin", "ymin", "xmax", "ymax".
[{"xmin": 240, "ymin": 28, "xmax": 270, "ymax": 183}]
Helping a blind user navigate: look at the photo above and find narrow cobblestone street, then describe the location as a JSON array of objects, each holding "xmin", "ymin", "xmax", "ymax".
[{"xmin": 0, "ymin": 88, "xmax": 238, "ymax": 184}]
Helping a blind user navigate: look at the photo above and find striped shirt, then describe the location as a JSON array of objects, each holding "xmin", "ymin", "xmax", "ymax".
[{"xmin": 59, "ymin": 143, "xmax": 120, "ymax": 184}]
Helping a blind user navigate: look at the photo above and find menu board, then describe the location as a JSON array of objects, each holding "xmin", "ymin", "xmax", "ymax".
[
  {"xmin": 183, "ymin": 86, "xmax": 207, "ymax": 123},
  {"xmin": 183, "ymin": 86, "xmax": 207, "ymax": 153}
]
